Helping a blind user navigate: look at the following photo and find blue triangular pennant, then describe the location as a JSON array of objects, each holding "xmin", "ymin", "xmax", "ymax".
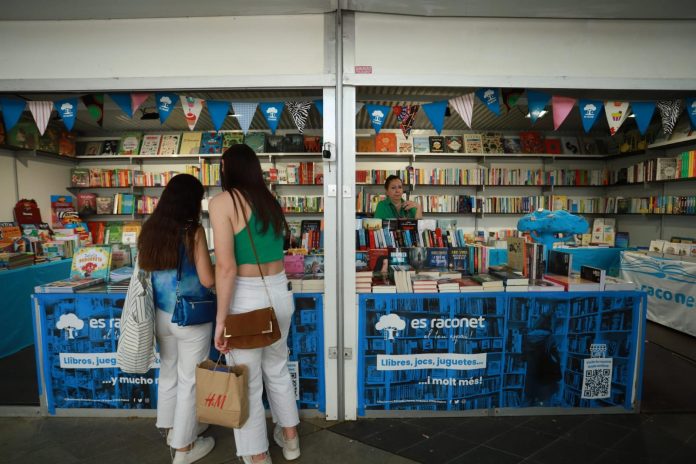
[
  {"xmin": 578, "ymin": 99, "xmax": 603, "ymax": 133},
  {"xmin": 206, "ymin": 100, "xmax": 231, "ymax": 132},
  {"xmin": 314, "ymin": 99, "xmax": 323, "ymax": 117},
  {"xmin": 630, "ymin": 102, "xmax": 657, "ymax": 135},
  {"xmin": 54, "ymin": 98, "xmax": 78, "ymax": 131},
  {"xmin": 155, "ymin": 92, "xmax": 179, "ymax": 124},
  {"xmin": 526, "ymin": 90, "xmax": 551, "ymax": 124},
  {"xmin": 686, "ymin": 98, "xmax": 696, "ymax": 130},
  {"xmin": 422, "ymin": 100, "xmax": 448, "ymax": 134},
  {"xmin": 365, "ymin": 104, "xmax": 390, "ymax": 133},
  {"xmin": 0, "ymin": 97, "xmax": 26, "ymax": 132},
  {"xmin": 108, "ymin": 93, "xmax": 133, "ymax": 118},
  {"xmin": 231, "ymin": 102, "xmax": 258, "ymax": 135},
  {"xmin": 475, "ymin": 88, "xmax": 502, "ymax": 116},
  {"xmin": 259, "ymin": 102, "xmax": 284, "ymax": 134}
]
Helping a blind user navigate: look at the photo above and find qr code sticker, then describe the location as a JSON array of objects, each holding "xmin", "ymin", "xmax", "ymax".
[{"xmin": 581, "ymin": 358, "xmax": 612, "ymax": 399}]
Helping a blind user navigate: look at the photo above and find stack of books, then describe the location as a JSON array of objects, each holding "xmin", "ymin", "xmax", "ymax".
[
  {"xmin": 0, "ymin": 252, "xmax": 35, "ymax": 270},
  {"xmin": 356, "ymin": 269, "xmax": 373, "ymax": 293},
  {"xmin": 411, "ymin": 275, "xmax": 438, "ymax": 293},
  {"xmin": 437, "ymin": 279, "xmax": 460, "ymax": 293},
  {"xmin": 371, "ymin": 274, "xmax": 396, "ymax": 293},
  {"xmin": 471, "ymin": 274, "xmax": 504, "ymax": 291},
  {"xmin": 489, "ymin": 266, "xmax": 529, "ymax": 292},
  {"xmin": 391, "ymin": 265, "xmax": 415, "ymax": 293},
  {"xmin": 455, "ymin": 277, "xmax": 484, "ymax": 292},
  {"xmin": 35, "ymin": 277, "xmax": 105, "ymax": 293},
  {"xmin": 302, "ymin": 274, "xmax": 325, "ymax": 293}
]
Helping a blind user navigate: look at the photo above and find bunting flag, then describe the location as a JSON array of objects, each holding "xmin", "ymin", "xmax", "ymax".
[
  {"xmin": 131, "ymin": 93, "xmax": 151, "ymax": 115},
  {"xmin": 449, "ymin": 93, "xmax": 474, "ymax": 128},
  {"xmin": 422, "ymin": 100, "xmax": 447, "ymax": 134},
  {"xmin": 27, "ymin": 101, "xmax": 53, "ymax": 135},
  {"xmin": 155, "ymin": 92, "xmax": 178, "ymax": 124},
  {"xmin": 630, "ymin": 101, "xmax": 656, "ymax": 135},
  {"xmin": 108, "ymin": 93, "xmax": 133, "ymax": 118},
  {"xmin": 552, "ymin": 96, "xmax": 576, "ymax": 130},
  {"xmin": 365, "ymin": 104, "xmax": 390, "ymax": 133},
  {"xmin": 502, "ymin": 88, "xmax": 524, "ymax": 112},
  {"xmin": 206, "ymin": 100, "xmax": 231, "ymax": 132},
  {"xmin": 287, "ymin": 101, "xmax": 313, "ymax": 133},
  {"xmin": 82, "ymin": 94, "xmax": 104, "ymax": 126},
  {"xmin": 685, "ymin": 98, "xmax": 696, "ymax": 130},
  {"xmin": 259, "ymin": 102, "xmax": 284, "ymax": 134},
  {"xmin": 355, "ymin": 102, "xmax": 364, "ymax": 116},
  {"xmin": 314, "ymin": 99, "xmax": 323, "ymax": 117},
  {"xmin": 604, "ymin": 101, "xmax": 630, "ymax": 136},
  {"xmin": 578, "ymin": 99, "xmax": 603, "ymax": 133},
  {"xmin": 53, "ymin": 98, "xmax": 78, "ymax": 132},
  {"xmin": 231, "ymin": 102, "xmax": 258, "ymax": 135},
  {"xmin": 526, "ymin": 90, "xmax": 551, "ymax": 124},
  {"xmin": 656, "ymin": 99, "xmax": 683, "ymax": 135},
  {"xmin": 475, "ymin": 88, "xmax": 501, "ymax": 116},
  {"xmin": 0, "ymin": 97, "xmax": 26, "ymax": 132},
  {"xmin": 393, "ymin": 105, "xmax": 419, "ymax": 139},
  {"xmin": 180, "ymin": 96, "xmax": 204, "ymax": 130}
]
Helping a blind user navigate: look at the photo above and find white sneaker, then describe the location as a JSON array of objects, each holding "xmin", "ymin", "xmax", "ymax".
[
  {"xmin": 167, "ymin": 423, "xmax": 210, "ymax": 446},
  {"xmin": 172, "ymin": 436, "xmax": 215, "ymax": 464},
  {"xmin": 273, "ymin": 424, "xmax": 301, "ymax": 461},
  {"xmin": 241, "ymin": 453, "xmax": 272, "ymax": 464}
]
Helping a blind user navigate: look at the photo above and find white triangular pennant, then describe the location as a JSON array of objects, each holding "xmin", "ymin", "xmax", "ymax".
[
  {"xmin": 449, "ymin": 93, "xmax": 474, "ymax": 129},
  {"xmin": 27, "ymin": 101, "xmax": 53, "ymax": 136},
  {"xmin": 604, "ymin": 101, "xmax": 630, "ymax": 136},
  {"xmin": 179, "ymin": 96, "xmax": 204, "ymax": 130},
  {"xmin": 356, "ymin": 102, "xmax": 364, "ymax": 116},
  {"xmin": 231, "ymin": 102, "xmax": 258, "ymax": 135}
]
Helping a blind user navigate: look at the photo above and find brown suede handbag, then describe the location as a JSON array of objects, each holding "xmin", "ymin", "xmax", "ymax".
[{"xmin": 223, "ymin": 196, "xmax": 281, "ymax": 349}]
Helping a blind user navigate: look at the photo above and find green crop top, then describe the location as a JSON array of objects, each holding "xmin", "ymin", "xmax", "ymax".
[{"xmin": 234, "ymin": 212, "xmax": 284, "ymax": 265}]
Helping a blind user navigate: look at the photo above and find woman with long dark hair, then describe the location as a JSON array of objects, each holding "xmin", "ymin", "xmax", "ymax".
[
  {"xmin": 138, "ymin": 174, "xmax": 216, "ymax": 464},
  {"xmin": 209, "ymin": 144, "xmax": 300, "ymax": 464}
]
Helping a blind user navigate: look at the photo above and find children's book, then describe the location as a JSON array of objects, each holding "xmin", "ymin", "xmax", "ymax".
[
  {"xmin": 482, "ymin": 133, "xmax": 504, "ymax": 154},
  {"xmin": 76, "ymin": 193, "xmax": 97, "ymax": 216},
  {"xmin": 356, "ymin": 136, "xmax": 375, "ymax": 153},
  {"xmin": 179, "ymin": 132, "xmax": 203, "ymax": 154},
  {"xmin": 158, "ymin": 134, "xmax": 181, "ymax": 155},
  {"xmin": 102, "ymin": 140, "xmax": 120, "ymax": 156},
  {"xmin": 118, "ymin": 132, "xmax": 142, "ymax": 156},
  {"xmin": 244, "ymin": 132, "xmax": 266, "ymax": 153},
  {"xmin": 96, "ymin": 196, "xmax": 114, "ymax": 215},
  {"xmin": 82, "ymin": 141, "xmax": 103, "ymax": 156},
  {"xmin": 303, "ymin": 135, "xmax": 322, "ymax": 153},
  {"xmin": 34, "ymin": 277, "xmax": 105, "ymax": 293},
  {"xmin": 71, "ymin": 168, "xmax": 90, "ymax": 187},
  {"xmin": 445, "ymin": 135, "xmax": 464, "ymax": 153},
  {"xmin": 520, "ymin": 131, "xmax": 545, "ymax": 154},
  {"xmin": 375, "ymin": 133, "xmax": 397, "ymax": 152},
  {"xmin": 139, "ymin": 134, "xmax": 162, "ymax": 156},
  {"xmin": 70, "ymin": 245, "xmax": 112, "ymax": 280},
  {"xmin": 429, "ymin": 136, "xmax": 445, "ymax": 153},
  {"xmin": 221, "ymin": 132, "xmax": 245, "ymax": 151},
  {"xmin": 199, "ymin": 131, "xmax": 223, "ymax": 154},
  {"xmin": 463, "ymin": 133, "xmax": 483, "ymax": 153},
  {"xmin": 413, "ymin": 136, "xmax": 429, "ymax": 153},
  {"xmin": 502, "ymin": 136, "xmax": 522, "ymax": 154}
]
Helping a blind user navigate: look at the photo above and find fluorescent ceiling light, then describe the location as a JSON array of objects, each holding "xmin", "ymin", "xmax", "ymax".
[{"xmin": 525, "ymin": 110, "xmax": 548, "ymax": 118}]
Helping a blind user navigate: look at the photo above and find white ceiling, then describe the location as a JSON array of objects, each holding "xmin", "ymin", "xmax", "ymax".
[{"xmin": 1, "ymin": 0, "xmax": 696, "ymax": 20}]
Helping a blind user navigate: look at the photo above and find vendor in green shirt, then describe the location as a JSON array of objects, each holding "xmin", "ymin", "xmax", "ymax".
[{"xmin": 373, "ymin": 175, "xmax": 423, "ymax": 220}]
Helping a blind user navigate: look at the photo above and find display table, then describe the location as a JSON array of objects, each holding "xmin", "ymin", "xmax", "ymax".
[
  {"xmin": 358, "ymin": 291, "xmax": 646, "ymax": 416},
  {"xmin": 32, "ymin": 291, "xmax": 324, "ymax": 415},
  {"xmin": 559, "ymin": 247, "xmax": 626, "ymax": 277}
]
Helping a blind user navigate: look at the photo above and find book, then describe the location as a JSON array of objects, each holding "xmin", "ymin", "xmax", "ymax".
[
  {"xmin": 82, "ymin": 141, "xmax": 103, "ymax": 156},
  {"xmin": 104, "ymin": 223, "xmax": 123, "ymax": 245},
  {"xmin": 445, "ymin": 135, "xmax": 464, "ymax": 153},
  {"xmin": 304, "ymin": 254, "xmax": 324, "ymax": 274},
  {"xmin": 96, "ymin": 196, "xmax": 114, "ymax": 215},
  {"xmin": 158, "ymin": 134, "xmax": 181, "ymax": 155},
  {"xmin": 463, "ymin": 133, "xmax": 483, "ymax": 153},
  {"xmin": 471, "ymin": 274, "xmax": 504, "ymax": 289},
  {"xmin": 615, "ymin": 232, "xmax": 629, "ymax": 248},
  {"xmin": 6, "ymin": 120, "xmax": 38, "ymax": 149},
  {"xmin": 544, "ymin": 138, "xmax": 562, "ymax": 154},
  {"xmin": 304, "ymin": 135, "xmax": 322, "ymax": 153},
  {"xmin": 34, "ymin": 277, "xmax": 105, "ymax": 293},
  {"xmin": 502, "ymin": 136, "xmax": 522, "ymax": 154},
  {"xmin": 413, "ymin": 137, "xmax": 429, "ymax": 153},
  {"xmin": 121, "ymin": 222, "xmax": 142, "ymax": 245},
  {"xmin": 580, "ymin": 265, "xmax": 606, "ymax": 290},
  {"xmin": 50, "ymin": 195, "xmax": 76, "ymax": 228},
  {"xmin": 70, "ymin": 168, "xmax": 90, "ymax": 187},
  {"xmin": 375, "ymin": 133, "xmax": 397, "ymax": 152},
  {"xmin": 506, "ymin": 237, "xmax": 526, "ymax": 272},
  {"xmin": 425, "ymin": 247, "xmax": 449, "ymax": 269},
  {"xmin": 428, "ymin": 136, "xmax": 445, "ymax": 153},
  {"xmin": 544, "ymin": 273, "xmax": 600, "ymax": 291},
  {"xmin": 547, "ymin": 249, "xmax": 572, "ymax": 276},
  {"xmin": 221, "ymin": 131, "xmax": 245, "ymax": 151},
  {"xmin": 139, "ymin": 134, "xmax": 162, "ymax": 156},
  {"xmin": 520, "ymin": 131, "xmax": 545, "ymax": 154},
  {"xmin": 244, "ymin": 132, "xmax": 266, "ymax": 153},
  {"xmin": 454, "ymin": 277, "xmax": 483, "ymax": 292},
  {"xmin": 266, "ymin": 134, "xmax": 285, "ymax": 153},
  {"xmin": 110, "ymin": 243, "xmax": 132, "ymax": 268},
  {"xmin": 199, "ymin": 131, "xmax": 223, "ymax": 154},
  {"xmin": 396, "ymin": 133, "xmax": 413, "ymax": 153},
  {"xmin": 561, "ymin": 137, "xmax": 581, "ymax": 155},
  {"xmin": 527, "ymin": 279, "xmax": 564, "ymax": 292},
  {"xmin": 102, "ymin": 140, "xmax": 120, "ymax": 156},
  {"xmin": 180, "ymin": 132, "xmax": 203, "ymax": 154},
  {"xmin": 76, "ymin": 193, "xmax": 97, "ymax": 216},
  {"xmin": 70, "ymin": 245, "xmax": 112, "ymax": 280},
  {"xmin": 356, "ymin": 136, "xmax": 375, "ymax": 153},
  {"xmin": 656, "ymin": 158, "xmax": 677, "ymax": 181},
  {"xmin": 489, "ymin": 266, "xmax": 529, "ymax": 286},
  {"xmin": 118, "ymin": 132, "xmax": 142, "ymax": 156},
  {"xmin": 284, "ymin": 254, "xmax": 305, "ymax": 274},
  {"xmin": 448, "ymin": 247, "xmax": 469, "ymax": 273},
  {"xmin": 283, "ymin": 134, "xmax": 304, "ymax": 152},
  {"xmin": 482, "ymin": 132, "xmax": 504, "ymax": 154},
  {"xmin": 604, "ymin": 276, "xmax": 637, "ymax": 291}
]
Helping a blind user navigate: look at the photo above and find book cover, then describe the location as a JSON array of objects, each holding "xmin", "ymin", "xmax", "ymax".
[
  {"xmin": 368, "ymin": 248, "xmax": 389, "ymax": 272},
  {"xmin": 139, "ymin": 134, "xmax": 162, "ymax": 156},
  {"xmin": 448, "ymin": 247, "xmax": 469, "ymax": 273},
  {"xmin": 284, "ymin": 254, "xmax": 305, "ymax": 274},
  {"xmin": 304, "ymin": 254, "xmax": 324, "ymax": 274},
  {"xmin": 425, "ymin": 247, "xmax": 449, "ymax": 269},
  {"xmin": 221, "ymin": 131, "xmax": 245, "ymax": 151},
  {"xmin": 158, "ymin": 133, "xmax": 181, "ymax": 155},
  {"xmin": 38, "ymin": 126, "xmax": 61, "ymax": 153},
  {"xmin": 656, "ymin": 158, "xmax": 677, "ymax": 181},
  {"xmin": 489, "ymin": 266, "xmax": 529, "ymax": 285},
  {"xmin": 482, "ymin": 132, "xmax": 504, "ymax": 154},
  {"xmin": 544, "ymin": 138, "xmax": 562, "ymax": 154},
  {"xmin": 413, "ymin": 136, "xmax": 429, "ymax": 153},
  {"xmin": 50, "ymin": 195, "xmax": 76, "ymax": 228},
  {"xmin": 471, "ymin": 273, "xmax": 504, "ymax": 288},
  {"xmin": 266, "ymin": 134, "xmax": 285, "ymax": 153},
  {"xmin": 102, "ymin": 140, "xmax": 120, "ymax": 156},
  {"xmin": 408, "ymin": 247, "xmax": 427, "ymax": 271},
  {"xmin": 70, "ymin": 168, "xmax": 90, "ymax": 187},
  {"xmin": 502, "ymin": 136, "xmax": 522, "ymax": 154},
  {"xmin": 180, "ymin": 132, "xmax": 203, "ymax": 154},
  {"xmin": 375, "ymin": 133, "xmax": 397, "ymax": 153},
  {"xmin": 104, "ymin": 223, "xmax": 123, "ymax": 244},
  {"xmin": 445, "ymin": 135, "xmax": 464, "ymax": 153},
  {"xmin": 280, "ymin": 134, "xmax": 301, "ymax": 152},
  {"xmin": 519, "ymin": 131, "xmax": 545, "ymax": 154},
  {"xmin": 244, "ymin": 132, "xmax": 266, "ymax": 153},
  {"xmin": 356, "ymin": 136, "xmax": 375, "ymax": 153},
  {"xmin": 34, "ymin": 277, "xmax": 105, "ymax": 293},
  {"xmin": 118, "ymin": 132, "xmax": 142, "ymax": 156},
  {"xmin": 199, "ymin": 131, "xmax": 223, "ymax": 154},
  {"xmin": 96, "ymin": 196, "xmax": 114, "ymax": 215},
  {"xmin": 506, "ymin": 237, "xmax": 527, "ymax": 272},
  {"xmin": 615, "ymin": 232, "xmax": 629, "ymax": 248},
  {"xmin": 119, "ymin": 194, "xmax": 135, "ymax": 215},
  {"xmin": 547, "ymin": 249, "xmax": 572, "ymax": 276},
  {"xmin": 76, "ymin": 193, "xmax": 97, "ymax": 216},
  {"xmin": 300, "ymin": 219, "xmax": 322, "ymax": 235},
  {"xmin": 527, "ymin": 279, "xmax": 564, "ymax": 292},
  {"xmin": 59, "ymin": 131, "xmax": 77, "ymax": 157},
  {"xmin": 544, "ymin": 273, "xmax": 600, "ymax": 291},
  {"xmin": 82, "ymin": 141, "xmax": 103, "ymax": 156},
  {"xmin": 604, "ymin": 276, "xmax": 637, "ymax": 291},
  {"xmin": 121, "ymin": 222, "xmax": 142, "ymax": 245},
  {"xmin": 428, "ymin": 136, "xmax": 445, "ymax": 153},
  {"xmin": 580, "ymin": 265, "xmax": 606, "ymax": 290},
  {"xmin": 561, "ymin": 137, "xmax": 581, "ymax": 155},
  {"xmin": 388, "ymin": 249, "xmax": 409, "ymax": 266},
  {"xmin": 454, "ymin": 277, "xmax": 483, "ymax": 292},
  {"xmin": 463, "ymin": 133, "xmax": 483, "ymax": 153},
  {"xmin": 396, "ymin": 133, "xmax": 413, "ymax": 153},
  {"xmin": 70, "ymin": 245, "xmax": 112, "ymax": 279},
  {"xmin": 304, "ymin": 135, "xmax": 322, "ymax": 153},
  {"xmin": 581, "ymin": 137, "xmax": 599, "ymax": 155},
  {"xmin": 6, "ymin": 120, "xmax": 38, "ymax": 149}
]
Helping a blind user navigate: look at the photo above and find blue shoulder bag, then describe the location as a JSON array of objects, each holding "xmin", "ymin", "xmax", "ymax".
[{"xmin": 171, "ymin": 236, "xmax": 217, "ymax": 326}]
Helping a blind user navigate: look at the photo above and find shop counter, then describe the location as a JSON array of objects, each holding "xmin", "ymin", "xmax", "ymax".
[
  {"xmin": 32, "ymin": 291, "xmax": 324, "ymax": 415},
  {"xmin": 358, "ymin": 291, "xmax": 646, "ymax": 416}
]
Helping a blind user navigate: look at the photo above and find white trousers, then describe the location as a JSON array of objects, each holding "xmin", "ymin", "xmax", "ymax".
[
  {"xmin": 225, "ymin": 272, "xmax": 300, "ymax": 457},
  {"xmin": 155, "ymin": 309, "xmax": 212, "ymax": 449}
]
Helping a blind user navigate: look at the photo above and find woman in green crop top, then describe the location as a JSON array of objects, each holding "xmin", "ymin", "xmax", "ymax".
[{"xmin": 208, "ymin": 144, "xmax": 300, "ymax": 464}]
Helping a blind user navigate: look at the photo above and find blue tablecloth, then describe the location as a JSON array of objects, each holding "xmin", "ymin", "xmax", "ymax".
[
  {"xmin": 560, "ymin": 247, "xmax": 626, "ymax": 277},
  {"xmin": 0, "ymin": 259, "xmax": 72, "ymax": 358}
]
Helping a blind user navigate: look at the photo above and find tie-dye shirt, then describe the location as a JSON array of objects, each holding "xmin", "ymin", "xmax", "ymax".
[{"xmin": 151, "ymin": 251, "xmax": 208, "ymax": 314}]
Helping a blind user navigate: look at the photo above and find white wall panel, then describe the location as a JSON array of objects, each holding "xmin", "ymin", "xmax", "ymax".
[{"xmin": 0, "ymin": 151, "xmax": 18, "ymax": 222}]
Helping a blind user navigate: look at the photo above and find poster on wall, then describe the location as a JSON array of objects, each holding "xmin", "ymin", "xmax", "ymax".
[
  {"xmin": 358, "ymin": 293, "xmax": 642, "ymax": 415},
  {"xmin": 35, "ymin": 294, "xmax": 159, "ymax": 414}
]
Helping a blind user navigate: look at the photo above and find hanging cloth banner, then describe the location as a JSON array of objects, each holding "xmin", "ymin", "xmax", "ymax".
[
  {"xmin": 82, "ymin": 94, "xmax": 104, "ymax": 127},
  {"xmin": 578, "ymin": 99, "xmax": 603, "ymax": 133},
  {"xmin": 552, "ymin": 96, "xmax": 576, "ymax": 130},
  {"xmin": 604, "ymin": 101, "xmax": 630, "ymax": 136},
  {"xmin": 314, "ymin": 99, "xmax": 323, "ymax": 118},
  {"xmin": 686, "ymin": 98, "xmax": 696, "ymax": 130},
  {"xmin": 630, "ymin": 101, "xmax": 656, "ymax": 135},
  {"xmin": 365, "ymin": 104, "xmax": 390, "ymax": 133},
  {"xmin": 27, "ymin": 101, "xmax": 53, "ymax": 136},
  {"xmin": 231, "ymin": 102, "xmax": 258, "ymax": 135},
  {"xmin": 502, "ymin": 88, "xmax": 524, "ymax": 112},
  {"xmin": 260, "ymin": 102, "xmax": 284, "ymax": 134},
  {"xmin": 206, "ymin": 100, "xmax": 230, "ymax": 132},
  {"xmin": 287, "ymin": 101, "xmax": 313, "ymax": 134},
  {"xmin": 449, "ymin": 93, "xmax": 474, "ymax": 129},
  {"xmin": 0, "ymin": 97, "xmax": 26, "ymax": 132},
  {"xmin": 180, "ymin": 96, "xmax": 204, "ymax": 130},
  {"xmin": 355, "ymin": 102, "xmax": 364, "ymax": 116},
  {"xmin": 526, "ymin": 90, "xmax": 551, "ymax": 124},
  {"xmin": 155, "ymin": 92, "xmax": 178, "ymax": 124},
  {"xmin": 54, "ymin": 98, "xmax": 78, "ymax": 132},
  {"xmin": 422, "ymin": 100, "xmax": 447, "ymax": 134},
  {"xmin": 393, "ymin": 105, "xmax": 419, "ymax": 139},
  {"xmin": 131, "ymin": 92, "xmax": 151, "ymax": 115},
  {"xmin": 475, "ymin": 88, "xmax": 501, "ymax": 116},
  {"xmin": 108, "ymin": 93, "xmax": 133, "ymax": 118},
  {"xmin": 656, "ymin": 99, "xmax": 683, "ymax": 135}
]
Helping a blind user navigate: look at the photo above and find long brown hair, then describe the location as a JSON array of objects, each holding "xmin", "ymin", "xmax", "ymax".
[
  {"xmin": 138, "ymin": 174, "xmax": 204, "ymax": 271},
  {"xmin": 220, "ymin": 143, "xmax": 288, "ymax": 238}
]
